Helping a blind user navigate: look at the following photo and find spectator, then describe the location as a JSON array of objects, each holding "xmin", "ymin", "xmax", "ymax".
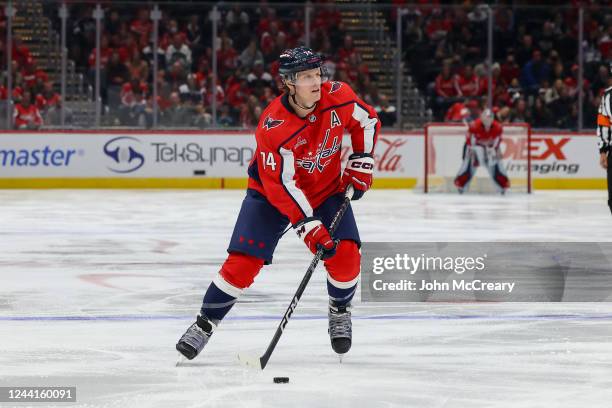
[
  {"xmin": 119, "ymin": 80, "xmax": 149, "ymax": 126},
  {"xmin": 550, "ymin": 61, "xmax": 565, "ymax": 83},
  {"xmin": 130, "ymin": 8, "xmax": 152, "ymax": 47},
  {"xmin": 425, "ymin": 9, "xmax": 452, "ymax": 42},
  {"xmin": 166, "ymin": 33, "xmax": 192, "ymax": 70},
  {"xmin": 538, "ymin": 21, "xmax": 557, "ymax": 54},
  {"xmin": 117, "ymin": 33, "xmax": 139, "ymax": 64},
  {"xmin": 260, "ymin": 86, "xmax": 276, "ymax": 106},
  {"xmin": 186, "ymin": 15, "xmax": 202, "ymax": 47},
  {"xmin": 435, "ymin": 63, "xmax": 457, "ymax": 98},
  {"xmin": 203, "ymin": 76, "xmax": 225, "ymax": 108},
  {"xmin": 445, "ymin": 100, "xmax": 471, "ymax": 123},
  {"xmin": 38, "ymin": 82, "xmax": 72, "ymax": 127},
  {"xmin": 455, "ymin": 26, "xmax": 483, "ymax": 63},
  {"xmin": 520, "ymin": 50, "xmax": 550, "ymax": 94},
  {"xmin": 13, "ymin": 90, "xmax": 43, "ymax": 129},
  {"xmin": 509, "ymin": 98, "xmax": 532, "ymax": 123},
  {"xmin": 548, "ymin": 83, "xmax": 575, "ymax": 128},
  {"xmin": 599, "ymin": 24, "xmax": 612, "ymax": 60},
  {"xmin": 217, "ymin": 35, "xmax": 239, "ymax": 74},
  {"xmin": 105, "ymin": 10, "xmax": 121, "ymax": 37},
  {"xmin": 592, "ymin": 64, "xmax": 610, "ymax": 95},
  {"xmin": 161, "ymin": 91, "xmax": 185, "ymax": 127},
  {"xmin": 240, "ymin": 94, "xmax": 261, "ymax": 128},
  {"xmin": 256, "ymin": 7, "xmax": 280, "ymax": 37},
  {"xmin": 142, "ymin": 41, "xmax": 167, "ymax": 72},
  {"xmin": 564, "ymin": 64, "xmax": 590, "ymax": 99},
  {"xmin": 338, "ymin": 35, "xmax": 357, "ymax": 63},
  {"xmin": 454, "ymin": 64, "xmax": 480, "ymax": 97},
  {"xmin": 543, "ymin": 79, "xmax": 564, "ymax": 105},
  {"xmin": 127, "ymin": 51, "xmax": 149, "ymax": 83},
  {"xmin": 88, "ymin": 35, "xmax": 113, "ymax": 70},
  {"xmin": 12, "ymin": 35, "xmax": 33, "ymax": 68},
  {"xmin": 260, "ymin": 21, "xmax": 285, "ymax": 63},
  {"xmin": 35, "ymin": 81, "xmax": 60, "ymax": 113},
  {"xmin": 106, "ymin": 50, "xmax": 129, "ymax": 87},
  {"xmin": 532, "ymin": 95, "xmax": 553, "ymax": 128},
  {"xmin": 515, "ymin": 34, "xmax": 534, "ymax": 66},
  {"xmin": 21, "ymin": 63, "xmax": 48, "ymax": 94},
  {"xmin": 500, "ymin": 53, "xmax": 520, "ymax": 85},
  {"xmin": 226, "ymin": 77, "xmax": 250, "ymax": 116},
  {"xmin": 239, "ymin": 39, "xmax": 264, "ymax": 71},
  {"xmin": 374, "ymin": 94, "xmax": 397, "ymax": 127},
  {"xmin": 226, "ymin": 6, "xmax": 250, "ymax": 29},
  {"xmin": 218, "ymin": 104, "xmax": 236, "ymax": 127},
  {"xmin": 247, "ymin": 61, "xmax": 274, "ymax": 94}
]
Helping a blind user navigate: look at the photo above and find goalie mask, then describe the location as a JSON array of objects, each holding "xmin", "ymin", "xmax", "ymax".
[{"xmin": 481, "ymin": 109, "xmax": 494, "ymax": 131}]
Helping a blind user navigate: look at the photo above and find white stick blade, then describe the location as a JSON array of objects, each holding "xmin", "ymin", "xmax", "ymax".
[{"xmin": 237, "ymin": 352, "xmax": 262, "ymax": 370}]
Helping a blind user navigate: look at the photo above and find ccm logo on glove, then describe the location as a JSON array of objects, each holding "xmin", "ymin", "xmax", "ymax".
[{"xmin": 342, "ymin": 153, "xmax": 374, "ymax": 201}]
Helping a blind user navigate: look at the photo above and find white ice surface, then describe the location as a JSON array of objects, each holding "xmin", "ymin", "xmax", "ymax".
[{"xmin": 0, "ymin": 190, "xmax": 611, "ymax": 408}]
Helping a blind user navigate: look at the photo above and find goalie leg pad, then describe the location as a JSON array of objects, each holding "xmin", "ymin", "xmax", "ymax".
[
  {"xmin": 324, "ymin": 240, "xmax": 360, "ymax": 306},
  {"xmin": 454, "ymin": 156, "xmax": 475, "ymax": 189},
  {"xmin": 493, "ymin": 166, "xmax": 510, "ymax": 190}
]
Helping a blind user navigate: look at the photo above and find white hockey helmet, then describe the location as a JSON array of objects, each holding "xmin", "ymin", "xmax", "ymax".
[{"xmin": 481, "ymin": 108, "xmax": 494, "ymax": 130}]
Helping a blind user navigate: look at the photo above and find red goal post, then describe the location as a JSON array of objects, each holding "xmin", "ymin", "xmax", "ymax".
[{"xmin": 423, "ymin": 122, "xmax": 532, "ymax": 194}]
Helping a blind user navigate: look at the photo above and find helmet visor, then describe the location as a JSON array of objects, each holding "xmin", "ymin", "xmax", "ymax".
[{"xmin": 285, "ymin": 67, "xmax": 330, "ymax": 86}]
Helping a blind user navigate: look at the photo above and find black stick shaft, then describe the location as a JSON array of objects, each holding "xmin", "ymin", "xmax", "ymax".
[{"xmin": 259, "ymin": 197, "xmax": 351, "ymax": 369}]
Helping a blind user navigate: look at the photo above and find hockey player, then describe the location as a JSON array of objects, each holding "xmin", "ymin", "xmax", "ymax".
[
  {"xmin": 176, "ymin": 47, "xmax": 380, "ymax": 360},
  {"xmin": 454, "ymin": 109, "xmax": 510, "ymax": 194},
  {"xmin": 597, "ymin": 61, "xmax": 612, "ymax": 214}
]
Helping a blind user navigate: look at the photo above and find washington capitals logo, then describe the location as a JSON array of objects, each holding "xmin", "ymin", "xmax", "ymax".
[
  {"xmin": 295, "ymin": 129, "xmax": 340, "ymax": 174},
  {"xmin": 263, "ymin": 115, "xmax": 284, "ymax": 131},
  {"xmin": 329, "ymin": 81, "xmax": 342, "ymax": 94}
]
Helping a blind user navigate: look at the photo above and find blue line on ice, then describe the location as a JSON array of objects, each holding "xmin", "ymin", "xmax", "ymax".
[{"xmin": 1, "ymin": 314, "xmax": 612, "ymax": 321}]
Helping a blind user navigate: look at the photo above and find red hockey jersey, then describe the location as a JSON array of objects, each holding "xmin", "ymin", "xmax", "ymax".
[
  {"xmin": 248, "ymin": 81, "xmax": 380, "ymax": 225},
  {"xmin": 467, "ymin": 118, "xmax": 503, "ymax": 148},
  {"xmin": 13, "ymin": 103, "xmax": 43, "ymax": 128}
]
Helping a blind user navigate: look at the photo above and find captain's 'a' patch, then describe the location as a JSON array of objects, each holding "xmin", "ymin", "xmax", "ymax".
[
  {"xmin": 330, "ymin": 110, "xmax": 342, "ymax": 128},
  {"xmin": 263, "ymin": 115, "xmax": 284, "ymax": 130},
  {"xmin": 329, "ymin": 81, "xmax": 342, "ymax": 93}
]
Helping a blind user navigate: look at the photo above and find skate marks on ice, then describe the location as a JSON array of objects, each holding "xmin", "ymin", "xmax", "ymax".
[{"xmin": 1, "ymin": 190, "xmax": 612, "ymax": 407}]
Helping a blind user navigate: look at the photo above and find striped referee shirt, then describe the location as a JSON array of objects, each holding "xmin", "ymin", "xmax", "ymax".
[{"xmin": 598, "ymin": 87, "xmax": 612, "ymax": 153}]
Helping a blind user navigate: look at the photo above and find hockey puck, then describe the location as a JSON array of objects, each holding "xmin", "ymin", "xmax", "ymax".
[{"xmin": 273, "ymin": 377, "xmax": 289, "ymax": 384}]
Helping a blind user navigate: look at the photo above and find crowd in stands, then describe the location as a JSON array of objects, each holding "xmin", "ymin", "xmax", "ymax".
[
  {"xmin": 61, "ymin": 2, "xmax": 384, "ymax": 128},
  {"xmin": 0, "ymin": 31, "xmax": 65, "ymax": 129},
  {"xmin": 396, "ymin": 1, "xmax": 612, "ymax": 128},
  {"xmin": 1, "ymin": 2, "xmax": 611, "ymax": 130}
]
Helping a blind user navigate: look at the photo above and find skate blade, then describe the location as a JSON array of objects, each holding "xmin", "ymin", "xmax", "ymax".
[{"xmin": 338, "ymin": 353, "xmax": 343, "ymax": 363}]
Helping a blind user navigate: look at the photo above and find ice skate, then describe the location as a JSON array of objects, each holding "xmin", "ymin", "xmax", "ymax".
[
  {"xmin": 176, "ymin": 315, "xmax": 215, "ymax": 361},
  {"xmin": 328, "ymin": 301, "xmax": 352, "ymax": 355}
]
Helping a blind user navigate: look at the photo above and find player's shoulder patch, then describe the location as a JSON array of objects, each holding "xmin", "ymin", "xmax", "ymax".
[
  {"xmin": 262, "ymin": 114, "xmax": 284, "ymax": 131},
  {"xmin": 329, "ymin": 81, "xmax": 343, "ymax": 94}
]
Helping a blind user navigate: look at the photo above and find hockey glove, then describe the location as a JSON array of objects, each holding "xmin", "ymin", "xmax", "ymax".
[
  {"xmin": 294, "ymin": 217, "xmax": 337, "ymax": 259},
  {"xmin": 341, "ymin": 153, "xmax": 374, "ymax": 201}
]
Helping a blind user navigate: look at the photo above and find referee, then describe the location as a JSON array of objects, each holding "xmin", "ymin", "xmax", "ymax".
[{"xmin": 598, "ymin": 62, "xmax": 612, "ymax": 214}]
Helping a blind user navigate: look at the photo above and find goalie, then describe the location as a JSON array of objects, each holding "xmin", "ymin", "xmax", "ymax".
[{"xmin": 454, "ymin": 109, "xmax": 510, "ymax": 194}]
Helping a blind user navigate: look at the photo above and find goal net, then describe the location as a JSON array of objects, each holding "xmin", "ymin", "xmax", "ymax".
[{"xmin": 421, "ymin": 123, "xmax": 532, "ymax": 194}]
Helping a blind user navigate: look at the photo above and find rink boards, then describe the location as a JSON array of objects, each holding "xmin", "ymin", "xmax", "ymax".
[{"xmin": 0, "ymin": 129, "xmax": 603, "ymax": 189}]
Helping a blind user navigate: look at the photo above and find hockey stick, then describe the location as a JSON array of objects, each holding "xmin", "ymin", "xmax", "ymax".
[{"xmin": 238, "ymin": 194, "xmax": 352, "ymax": 370}]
